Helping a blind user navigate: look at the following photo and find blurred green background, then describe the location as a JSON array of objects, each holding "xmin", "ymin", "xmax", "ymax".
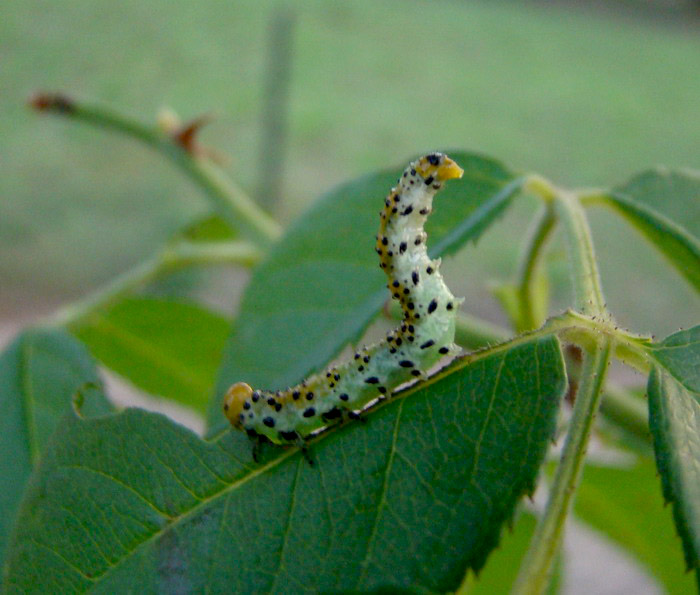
[{"xmin": 2, "ymin": 0, "xmax": 699, "ymax": 335}]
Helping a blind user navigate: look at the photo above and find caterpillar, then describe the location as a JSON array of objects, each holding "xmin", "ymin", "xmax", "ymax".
[{"xmin": 224, "ymin": 152, "xmax": 464, "ymax": 445}]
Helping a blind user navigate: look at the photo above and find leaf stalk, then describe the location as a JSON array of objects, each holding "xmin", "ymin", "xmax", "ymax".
[{"xmin": 512, "ymin": 338, "xmax": 612, "ymax": 594}]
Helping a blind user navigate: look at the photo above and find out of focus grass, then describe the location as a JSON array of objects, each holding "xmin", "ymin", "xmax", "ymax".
[{"xmin": 2, "ymin": 1, "xmax": 698, "ymax": 333}]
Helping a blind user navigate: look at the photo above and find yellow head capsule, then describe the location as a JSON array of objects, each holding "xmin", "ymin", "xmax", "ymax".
[{"xmin": 223, "ymin": 382, "xmax": 254, "ymax": 428}]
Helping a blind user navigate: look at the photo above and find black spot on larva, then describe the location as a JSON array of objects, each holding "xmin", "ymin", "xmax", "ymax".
[
  {"xmin": 354, "ymin": 353, "xmax": 360, "ymax": 360},
  {"xmin": 403, "ymin": 171, "xmax": 407, "ymax": 177},
  {"xmin": 419, "ymin": 208, "xmax": 429, "ymax": 215},
  {"xmin": 428, "ymin": 299, "xmax": 438, "ymax": 314},
  {"xmin": 389, "ymin": 347, "xmax": 397, "ymax": 354},
  {"xmin": 246, "ymin": 429, "xmax": 259, "ymax": 438},
  {"xmin": 424, "ymin": 175, "xmax": 434, "ymax": 186},
  {"xmin": 412, "ymin": 271, "xmax": 419, "ymax": 285},
  {"xmin": 378, "ymin": 386, "xmax": 387, "ymax": 394},
  {"xmin": 292, "ymin": 391, "xmax": 300, "ymax": 400},
  {"xmin": 399, "ymin": 360, "xmax": 414, "ymax": 368},
  {"xmin": 385, "ymin": 199, "xmax": 391, "ymax": 207},
  {"xmin": 339, "ymin": 393, "xmax": 349, "ymax": 401},
  {"xmin": 382, "ymin": 236, "xmax": 388, "ymax": 246},
  {"xmin": 275, "ymin": 403, "xmax": 282, "ymax": 412},
  {"xmin": 403, "ymin": 288, "xmax": 410, "ymax": 295},
  {"xmin": 263, "ymin": 417, "xmax": 275, "ymax": 428},
  {"xmin": 408, "ymin": 325, "xmax": 415, "ymax": 333},
  {"xmin": 421, "ymin": 339, "xmax": 435, "ymax": 349},
  {"xmin": 426, "ymin": 266, "xmax": 434, "ymax": 274},
  {"xmin": 334, "ymin": 373, "xmax": 340, "ymax": 381},
  {"xmin": 395, "ymin": 194, "xmax": 401, "ymax": 202},
  {"xmin": 399, "ymin": 242, "xmax": 407, "ymax": 254},
  {"xmin": 396, "ymin": 338, "xmax": 403, "ymax": 346},
  {"xmin": 326, "ymin": 372, "xmax": 332, "ymax": 378},
  {"xmin": 427, "ymin": 154, "xmax": 440, "ymax": 166},
  {"xmin": 243, "ymin": 401, "xmax": 251, "ymax": 410},
  {"xmin": 365, "ymin": 377, "xmax": 379, "ymax": 385},
  {"xmin": 267, "ymin": 398, "xmax": 276, "ymax": 406},
  {"xmin": 252, "ymin": 392, "xmax": 260, "ymax": 402},
  {"xmin": 432, "ymin": 183, "xmax": 441, "ymax": 190},
  {"xmin": 411, "ymin": 369, "xmax": 422, "ymax": 377},
  {"xmin": 414, "ymin": 236, "xmax": 422, "ymax": 245},
  {"xmin": 387, "ymin": 251, "xmax": 393, "ymax": 256},
  {"xmin": 392, "ymin": 207, "xmax": 398, "ymax": 213},
  {"xmin": 306, "ymin": 392, "xmax": 314, "ymax": 401},
  {"xmin": 408, "ymin": 336, "xmax": 415, "ymax": 342},
  {"xmin": 323, "ymin": 407, "xmax": 342, "ymax": 421},
  {"xmin": 358, "ymin": 365, "xmax": 365, "ymax": 372},
  {"xmin": 280, "ymin": 430, "xmax": 299, "ymax": 442},
  {"xmin": 392, "ymin": 280, "xmax": 400, "ymax": 288},
  {"xmin": 447, "ymin": 302, "xmax": 454, "ymax": 310},
  {"xmin": 303, "ymin": 407, "xmax": 316, "ymax": 418},
  {"xmin": 408, "ymin": 302, "xmax": 415, "ymax": 310},
  {"xmin": 402, "ymin": 205, "xmax": 414, "ymax": 216},
  {"xmin": 238, "ymin": 413, "xmax": 245, "ymax": 423},
  {"xmin": 439, "ymin": 346, "xmax": 450, "ymax": 354},
  {"xmin": 387, "ymin": 335, "xmax": 394, "ymax": 343},
  {"xmin": 411, "ymin": 168, "xmax": 416, "ymax": 175},
  {"xmin": 363, "ymin": 355, "xmax": 370, "ymax": 363}
]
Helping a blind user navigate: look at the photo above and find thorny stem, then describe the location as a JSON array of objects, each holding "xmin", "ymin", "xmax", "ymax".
[
  {"xmin": 29, "ymin": 92, "xmax": 281, "ymax": 248},
  {"xmin": 512, "ymin": 340, "xmax": 612, "ymax": 595},
  {"xmin": 510, "ymin": 175, "xmax": 621, "ymax": 594},
  {"xmin": 50, "ymin": 240, "xmax": 262, "ymax": 329}
]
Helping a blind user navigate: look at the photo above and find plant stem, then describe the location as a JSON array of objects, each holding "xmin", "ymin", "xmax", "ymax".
[
  {"xmin": 515, "ymin": 204, "xmax": 556, "ymax": 331},
  {"xmin": 512, "ymin": 339, "xmax": 612, "ymax": 595},
  {"xmin": 29, "ymin": 92, "xmax": 281, "ymax": 248},
  {"xmin": 554, "ymin": 190, "xmax": 606, "ymax": 316},
  {"xmin": 49, "ymin": 240, "xmax": 261, "ymax": 328}
]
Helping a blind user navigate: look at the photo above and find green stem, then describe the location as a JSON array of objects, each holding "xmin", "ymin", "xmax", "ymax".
[
  {"xmin": 554, "ymin": 190, "xmax": 606, "ymax": 315},
  {"xmin": 515, "ymin": 204, "xmax": 556, "ymax": 331},
  {"xmin": 512, "ymin": 339, "xmax": 612, "ymax": 595},
  {"xmin": 50, "ymin": 240, "xmax": 262, "ymax": 328},
  {"xmin": 29, "ymin": 92, "xmax": 281, "ymax": 248}
]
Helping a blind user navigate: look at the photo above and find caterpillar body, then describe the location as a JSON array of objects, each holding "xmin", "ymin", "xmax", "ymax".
[{"xmin": 224, "ymin": 153, "xmax": 464, "ymax": 445}]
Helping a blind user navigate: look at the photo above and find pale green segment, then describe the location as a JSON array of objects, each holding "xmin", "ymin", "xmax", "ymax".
[{"xmin": 244, "ymin": 156, "xmax": 461, "ymax": 443}]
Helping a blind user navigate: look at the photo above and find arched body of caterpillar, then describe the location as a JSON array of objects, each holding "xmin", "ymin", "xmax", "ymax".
[{"xmin": 224, "ymin": 153, "xmax": 464, "ymax": 445}]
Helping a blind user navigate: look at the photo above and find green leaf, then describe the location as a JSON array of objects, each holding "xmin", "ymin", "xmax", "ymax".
[
  {"xmin": 598, "ymin": 167, "xmax": 700, "ymax": 292},
  {"xmin": 458, "ymin": 512, "xmax": 537, "ymax": 594},
  {"xmin": 649, "ymin": 324, "xmax": 700, "ymax": 396},
  {"xmin": 72, "ymin": 297, "xmax": 231, "ymax": 414},
  {"xmin": 615, "ymin": 167, "xmax": 700, "ymax": 237},
  {"xmin": 209, "ymin": 151, "xmax": 521, "ymax": 430},
  {"xmin": 648, "ymin": 366, "xmax": 700, "ymax": 582},
  {"xmin": 4, "ymin": 335, "xmax": 565, "ymax": 592},
  {"xmin": 0, "ymin": 328, "xmax": 111, "ymax": 566},
  {"xmin": 575, "ymin": 457, "xmax": 695, "ymax": 594}
]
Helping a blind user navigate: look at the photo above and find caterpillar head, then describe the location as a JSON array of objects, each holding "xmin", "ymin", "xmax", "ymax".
[
  {"xmin": 223, "ymin": 382, "xmax": 254, "ymax": 428},
  {"xmin": 414, "ymin": 153, "xmax": 464, "ymax": 183}
]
